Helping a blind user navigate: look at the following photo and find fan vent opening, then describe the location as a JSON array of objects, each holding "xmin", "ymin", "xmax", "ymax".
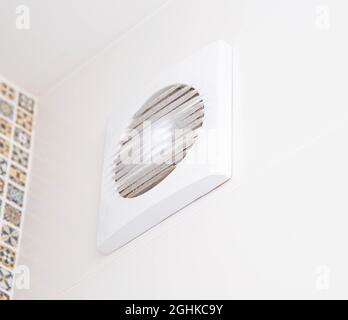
[{"xmin": 114, "ymin": 84, "xmax": 205, "ymax": 198}]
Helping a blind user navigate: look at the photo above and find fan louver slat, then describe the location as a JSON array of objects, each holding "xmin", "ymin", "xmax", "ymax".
[{"xmin": 114, "ymin": 84, "xmax": 204, "ymax": 198}]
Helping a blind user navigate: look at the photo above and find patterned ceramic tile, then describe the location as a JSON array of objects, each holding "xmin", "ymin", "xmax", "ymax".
[
  {"xmin": 0, "ymin": 266, "xmax": 13, "ymax": 291},
  {"xmin": 3, "ymin": 203, "xmax": 22, "ymax": 228},
  {"xmin": 0, "ymin": 245, "xmax": 16, "ymax": 269},
  {"xmin": 18, "ymin": 92, "xmax": 35, "ymax": 114},
  {"xmin": 6, "ymin": 183, "xmax": 24, "ymax": 208},
  {"xmin": 1, "ymin": 224, "xmax": 19, "ymax": 249},
  {"xmin": 0, "ymin": 82, "xmax": 16, "ymax": 101},
  {"xmin": 14, "ymin": 127, "xmax": 31, "ymax": 149},
  {"xmin": 0, "ymin": 157, "xmax": 7, "ymax": 177},
  {"xmin": 0, "ymin": 178, "xmax": 4, "ymax": 196},
  {"xmin": 0, "ymin": 98, "xmax": 14, "ymax": 121},
  {"xmin": 9, "ymin": 164, "xmax": 26, "ymax": 187},
  {"xmin": 11, "ymin": 145, "xmax": 29, "ymax": 169},
  {"xmin": 0, "ymin": 81, "xmax": 35, "ymax": 294},
  {"xmin": 0, "ymin": 137, "xmax": 10, "ymax": 158},
  {"xmin": 0, "ymin": 290, "xmax": 10, "ymax": 300},
  {"xmin": 0, "ymin": 117, "xmax": 12, "ymax": 138},
  {"xmin": 16, "ymin": 109, "xmax": 33, "ymax": 132}
]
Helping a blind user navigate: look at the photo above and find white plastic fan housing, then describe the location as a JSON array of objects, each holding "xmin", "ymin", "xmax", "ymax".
[{"xmin": 98, "ymin": 41, "xmax": 233, "ymax": 254}]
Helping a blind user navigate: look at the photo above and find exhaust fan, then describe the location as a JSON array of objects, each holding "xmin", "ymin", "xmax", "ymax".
[{"xmin": 98, "ymin": 41, "xmax": 233, "ymax": 254}]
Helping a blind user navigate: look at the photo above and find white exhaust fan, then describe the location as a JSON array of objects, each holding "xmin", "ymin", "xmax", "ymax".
[{"xmin": 98, "ymin": 41, "xmax": 233, "ymax": 254}]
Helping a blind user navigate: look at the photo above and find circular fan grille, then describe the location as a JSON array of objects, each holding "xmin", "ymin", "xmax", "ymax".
[{"xmin": 114, "ymin": 84, "xmax": 205, "ymax": 198}]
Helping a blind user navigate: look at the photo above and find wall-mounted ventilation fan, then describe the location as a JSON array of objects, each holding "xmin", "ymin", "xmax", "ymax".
[{"xmin": 98, "ymin": 41, "xmax": 233, "ymax": 254}]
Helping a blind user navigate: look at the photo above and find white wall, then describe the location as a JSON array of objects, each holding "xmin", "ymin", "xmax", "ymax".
[{"xmin": 16, "ymin": 0, "xmax": 348, "ymax": 299}]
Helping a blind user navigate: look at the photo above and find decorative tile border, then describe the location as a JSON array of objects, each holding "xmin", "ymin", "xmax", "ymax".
[
  {"xmin": 0, "ymin": 77, "xmax": 36, "ymax": 300},
  {"xmin": 0, "ymin": 83, "xmax": 16, "ymax": 102},
  {"xmin": 0, "ymin": 266, "xmax": 13, "ymax": 292},
  {"xmin": 0, "ymin": 118, "xmax": 12, "ymax": 139},
  {"xmin": 0, "ymin": 137, "xmax": 10, "ymax": 158},
  {"xmin": 3, "ymin": 203, "xmax": 22, "ymax": 228},
  {"xmin": 0, "ymin": 244, "xmax": 16, "ymax": 269},
  {"xmin": 16, "ymin": 109, "xmax": 33, "ymax": 133},
  {"xmin": 12, "ymin": 145, "xmax": 29, "ymax": 169},
  {"xmin": 14, "ymin": 127, "xmax": 31, "ymax": 150},
  {"xmin": 0, "ymin": 157, "xmax": 7, "ymax": 177},
  {"xmin": 0, "ymin": 99, "xmax": 14, "ymax": 121},
  {"xmin": 0, "ymin": 178, "xmax": 4, "ymax": 196},
  {"xmin": 0, "ymin": 290, "xmax": 10, "ymax": 300},
  {"xmin": 1, "ymin": 224, "xmax": 19, "ymax": 249},
  {"xmin": 9, "ymin": 164, "xmax": 27, "ymax": 188},
  {"xmin": 6, "ymin": 183, "xmax": 25, "ymax": 208},
  {"xmin": 18, "ymin": 93, "xmax": 34, "ymax": 115}
]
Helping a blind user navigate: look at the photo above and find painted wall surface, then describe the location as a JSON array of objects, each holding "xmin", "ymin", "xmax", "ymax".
[{"xmin": 16, "ymin": 0, "xmax": 348, "ymax": 299}]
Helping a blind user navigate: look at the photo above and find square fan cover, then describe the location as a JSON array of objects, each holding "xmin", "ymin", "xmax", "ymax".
[{"xmin": 98, "ymin": 41, "xmax": 232, "ymax": 254}]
